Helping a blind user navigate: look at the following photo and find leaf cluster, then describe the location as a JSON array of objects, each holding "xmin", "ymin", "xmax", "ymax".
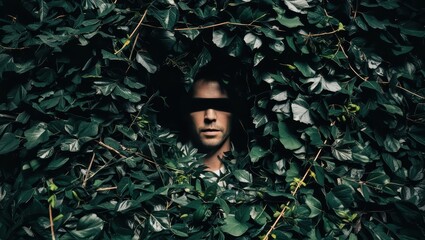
[{"xmin": 0, "ymin": 0, "xmax": 424, "ymax": 239}]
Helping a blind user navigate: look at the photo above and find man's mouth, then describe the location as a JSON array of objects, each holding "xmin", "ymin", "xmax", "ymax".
[{"xmin": 201, "ymin": 129, "xmax": 220, "ymax": 132}]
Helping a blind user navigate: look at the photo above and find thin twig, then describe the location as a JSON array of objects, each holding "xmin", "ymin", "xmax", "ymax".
[
  {"xmin": 82, "ymin": 153, "xmax": 96, "ymax": 188},
  {"xmin": 115, "ymin": 9, "xmax": 148, "ymax": 54},
  {"xmin": 396, "ymin": 85, "xmax": 425, "ymax": 100},
  {"xmin": 303, "ymin": 28, "xmax": 342, "ymax": 38},
  {"xmin": 263, "ymin": 140, "xmax": 327, "ymax": 240},
  {"xmin": 49, "ymin": 204, "xmax": 56, "ymax": 240},
  {"xmin": 129, "ymin": 9, "xmax": 148, "ymax": 39},
  {"xmin": 174, "ymin": 21, "xmax": 260, "ymax": 31},
  {"xmin": 338, "ymin": 42, "xmax": 369, "ymax": 81},
  {"xmin": 126, "ymin": 32, "xmax": 140, "ymax": 72},
  {"xmin": 0, "ymin": 113, "xmax": 16, "ymax": 119},
  {"xmin": 0, "ymin": 44, "xmax": 29, "ymax": 50},
  {"xmin": 97, "ymin": 140, "xmax": 126, "ymax": 158},
  {"xmin": 97, "ymin": 186, "xmax": 118, "ymax": 191}
]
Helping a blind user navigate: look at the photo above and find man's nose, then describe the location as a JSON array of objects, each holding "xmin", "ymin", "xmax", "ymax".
[{"xmin": 204, "ymin": 108, "xmax": 217, "ymax": 122}]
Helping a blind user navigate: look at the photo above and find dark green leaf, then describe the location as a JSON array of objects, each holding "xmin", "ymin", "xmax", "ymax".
[
  {"xmin": 233, "ymin": 169, "xmax": 253, "ymax": 183},
  {"xmin": 220, "ymin": 215, "xmax": 249, "ymax": 237},
  {"xmin": 136, "ymin": 52, "xmax": 158, "ymax": 74},
  {"xmin": 278, "ymin": 121, "xmax": 302, "ymax": 150},
  {"xmin": 0, "ymin": 133, "xmax": 20, "ymax": 154},
  {"xmin": 68, "ymin": 213, "xmax": 104, "ymax": 239},
  {"xmin": 24, "ymin": 122, "xmax": 51, "ymax": 149}
]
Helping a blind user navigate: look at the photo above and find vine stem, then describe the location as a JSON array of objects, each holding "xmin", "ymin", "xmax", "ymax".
[
  {"xmin": 140, "ymin": 21, "xmax": 260, "ymax": 31},
  {"xmin": 176, "ymin": 21, "xmax": 260, "ymax": 30},
  {"xmin": 82, "ymin": 153, "xmax": 95, "ymax": 188},
  {"xmin": 97, "ymin": 140, "xmax": 126, "ymax": 158},
  {"xmin": 114, "ymin": 9, "xmax": 148, "ymax": 54},
  {"xmin": 303, "ymin": 28, "xmax": 342, "ymax": 37},
  {"xmin": 97, "ymin": 186, "xmax": 118, "ymax": 191},
  {"xmin": 263, "ymin": 140, "xmax": 327, "ymax": 240},
  {"xmin": 49, "ymin": 204, "xmax": 56, "ymax": 240},
  {"xmin": 338, "ymin": 42, "xmax": 369, "ymax": 82}
]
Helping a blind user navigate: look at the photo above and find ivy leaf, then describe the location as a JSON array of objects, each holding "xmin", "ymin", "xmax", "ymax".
[
  {"xmin": 305, "ymin": 195, "xmax": 322, "ymax": 217},
  {"xmin": 68, "ymin": 214, "xmax": 104, "ymax": 239},
  {"xmin": 291, "ymin": 96, "xmax": 313, "ymax": 124},
  {"xmin": 305, "ymin": 74, "xmax": 341, "ymax": 94},
  {"xmin": 384, "ymin": 135, "xmax": 401, "ymax": 152},
  {"xmin": 0, "ymin": 133, "xmax": 20, "ymax": 154},
  {"xmin": 221, "ymin": 215, "xmax": 249, "ymax": 237},
  {"xmin": 60, "ymin": 138, "xmax": 81, "ymax": 152},
  {"xmin": 294, "ymin": 61, "xmax": 315, "ymax": 77},
  {"xmin": 24, "ymin": 122, "xmax": 51, "ymax": 149},
  {"xmin": 136, "ymin": 52, "xmax": 158, "ymax": 74},
  {"xmin": 409, "ymin": 126, "xmax": 425, "ymax": 146},
  {"xmin": 278, "ymin": 121, "xmax": 302, "ymax": 150},
  {"xmin": 150, "ymin": 6, "xmax": 179, "ymax": 30},
  {"xmin": 234, "ymin": 170, "xmax": 253, "ymax": 183},
  {"xmin": 284, "ymin": 0, "xmax": 310, "ymax": 13},
  {"xmin": 331, "ymin": 139, "xmax": 353, "ymax": 161},
  {"xmin": 244, "ymin": 33, "xmax": 262, "ymax": 50},
  {"xmin": 326, "ymin": 185, "xmax": 354, "ymax": 209},
  {"xmin": 249, "ymin": 145, "xmax": 268, "ymax": 163},
  {"xmin": 149, "ymin": 214, "xmax": 168, "ymax": 232},
  {"xmin": 37, "ymin": 147, "xmax": 54, "ymax": 159},
  {"xmin": 46, "ymin": 157, "xmax": 69, "ymax": 171},
  {"xmin": 180, "ymin": 30, "xmax": 200, "ymax": 40},
  {"xmin": 212, "ymin": 29, "xmax": 231, "ymax": 48},
  {"xmin": 39, "ymin": 0, "xmax": 48, "ymax": 22}
]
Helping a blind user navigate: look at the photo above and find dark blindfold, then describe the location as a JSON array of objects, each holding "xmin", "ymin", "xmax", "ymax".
[{"xmin": 188, "ymin": 98, "xmax": 233, "ymax": 113}]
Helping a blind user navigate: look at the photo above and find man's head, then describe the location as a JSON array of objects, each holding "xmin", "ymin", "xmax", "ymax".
[{"xmin": 187, "ymin": 78, "xmax": 233, "ymax": 152}]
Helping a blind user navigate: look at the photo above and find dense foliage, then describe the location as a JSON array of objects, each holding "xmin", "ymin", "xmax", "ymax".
[{"xmin": 1, "ymin": 0, "xmax": 424, "ymax": 239}]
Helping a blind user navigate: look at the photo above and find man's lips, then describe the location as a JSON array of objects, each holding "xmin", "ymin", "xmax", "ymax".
[{"xmin": 201, "ymin": 128, "xmax": 220, "ymax": 132}]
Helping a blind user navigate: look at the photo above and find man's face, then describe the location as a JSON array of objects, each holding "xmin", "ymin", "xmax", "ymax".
[{"xmin": 189, "ymin": 79, "xmax": 232, "ymax": 151}]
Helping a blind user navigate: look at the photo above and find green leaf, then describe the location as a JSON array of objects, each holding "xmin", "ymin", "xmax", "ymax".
[
  {"xmin": 249, "ymin": 145, "xmax": 268, "ymax": 163},
  {"xmin": 331, "ymin": 140, "xmax": 353, "ymax": 161},
  {"xmin": 305, "ymin": 74, "xmax": 341, "ymax": 94},
  {"xmin": 382, "ymin": 153, "xmax": 401, "ymax": 172},
  {"xmin": 68, "ymin": 213, "xmax": 104, "ymax": 239},
  {"xmin": 366, "ymin": 168, "xmax": 390, "ymax": 186},
  {"xmin": 136, "ymin": 52, "xmax": 158, "ymax": 74},
  {"xmin": 326, "ymin": 185, "xmax": 354, "ymax": 209},
  {"xmin": 305, "ymin": 195, "xmax": 322, "ymax": 217},
  {"xmin": 212, "ymin": 29, "xmax": 231, "ymax": 48},
  {"xmin": 113, "ymin": 84, "xmax": 141, "ymax": 102},
  {"xmin": 180, "ymin": 30, "xmax": 200, "ymax": 40},
  {"xmin": 220, "ymin": 215, "xmax": 249, "ymax": 237},
  {"xmin": 77, "ymin": 121, "xmax": 99, "ymax": 138},
  {"xmin": 362, "ymin": 13, "xmax": 388, "ymax": 29},
  {"xmin": 117, "ymin": 125, "xmax": 137, "ymax": 140},
  {"xmin": 284, "ymin": 0, "xmax": 311, "ymax": 13},
  {"xmin": 233, "ymin": 169, "xmax": 253, "ymax": 183},
  {"xmin": 60, "ymin": 138, "xmax": 80, "ymax": 152},
  {"xmin": 276, "ymin": 13, "xmax": 303, "ymax": 28},
  {"xmin": 37, "ymin": 146, "xmax": 54, "ymax": 159},
  {"xmin": 0, "ymin": 132, "xmax": 20, "ymax": 154},
  {"xmin": 291, "ymin": 96, "xmax": 313, "ymax": 124},
  {"xmin": 39, "ymin": 0, "xmax": 48, "ymax": 22},
  {"xmin": 294, "ymin": 61, "xmax": 315, "ymax": 77},
  {"xmin": 269, "ymin": 40, "xmax": 285, "ymax": 53},
  {"xmin": 46, "ymin": 157, "xmax": 69, "ymax": 171},
  {"xmin": 150, "ymin": 6, "xmax": 179, "ymax": 30},
  {"xmin": 278, "ymin": 121, "xmax": 302, "ymax": 150},
  {"xmin": 24, "ymin": 122, "xmax": 51, "ymax": 149},
  {"xmin": 243, "ymin": 33, "xmax": 262, "ymax": 50},
  {"xmin": 384, "ymin": 135, "xmax": 401, "ymax": 152},
  {"xmin": 409, "ymin": 126, "xmax": 425, "ymax": 146}
]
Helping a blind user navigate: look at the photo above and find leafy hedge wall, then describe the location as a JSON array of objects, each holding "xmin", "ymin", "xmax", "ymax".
[{"xmin": 1, "ymin": 0, "xmax": 425, "ymax": 239}]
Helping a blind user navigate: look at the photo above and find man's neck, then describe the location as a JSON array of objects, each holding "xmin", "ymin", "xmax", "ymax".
[{"xmin": 202, "ymin": 139, "xmax": 231, "ymax": 172}]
